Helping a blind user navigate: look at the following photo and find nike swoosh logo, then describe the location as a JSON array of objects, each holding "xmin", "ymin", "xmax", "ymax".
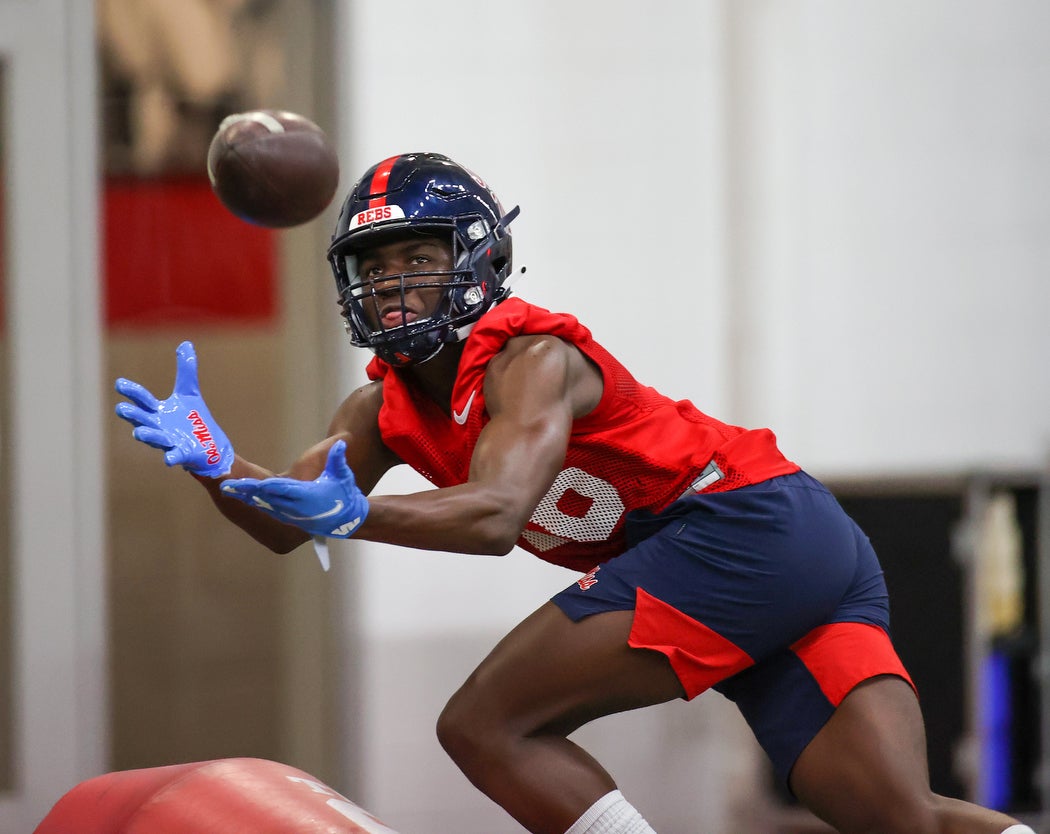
[
  {"xmin": 452, "ymin": 389, "xmax": 477, "ymax": 425},
  {"xmin": 283, "ymin": 499, "xmax": 346, "ymax": 522}
]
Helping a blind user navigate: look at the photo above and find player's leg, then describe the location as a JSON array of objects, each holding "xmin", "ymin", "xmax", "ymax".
[
  {"xmin": 789, "ymin": 675, "xmax": 1025, "ymax": 834},
  {"xmin": 439, "ymin": 472, "xmax": 880, "ymax": 833},
  {"xmin": 436, "ymin": 601, "xmax": 683, "ymax": 834}
]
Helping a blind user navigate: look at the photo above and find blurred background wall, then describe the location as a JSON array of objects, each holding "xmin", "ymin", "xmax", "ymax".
[{"xmin": 1, "ymin": 1, "xmax": 1048, "ymax": 832}]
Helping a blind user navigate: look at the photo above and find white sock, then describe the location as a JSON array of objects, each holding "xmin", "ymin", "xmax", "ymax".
[
  {"xmin": 1000, "ymin": 826, "xmax": 1036, "ymax": 834},
  {"xmin": 563, "ymin": 790, "xmax": 657, "ymax": 834}
]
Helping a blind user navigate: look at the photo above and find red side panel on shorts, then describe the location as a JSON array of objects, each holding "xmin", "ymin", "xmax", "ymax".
[
  {"xmin": 628, "ymin": 588, "xmax": 754, "ymax": 698},
  {"xmin": 791, "ymin": 622, "xmax": 915, "ymax": 706}
]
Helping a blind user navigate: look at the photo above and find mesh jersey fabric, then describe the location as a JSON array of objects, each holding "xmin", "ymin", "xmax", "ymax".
[{"xmin": 366, "ymin": 298, "xmax": 799, "ymax": 571}]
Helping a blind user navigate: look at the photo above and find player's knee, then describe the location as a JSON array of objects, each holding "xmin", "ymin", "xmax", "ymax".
[
  {"xmin": 434, "ymin": 698, "xmax": 466, "ymax": 760},
  {"xmin": 437, "ymin": 679, "xmax": 523, "ymax": 779},
  {"xmin": 436, "ymin": 685, "xmax": 487, "ymax": 766}
]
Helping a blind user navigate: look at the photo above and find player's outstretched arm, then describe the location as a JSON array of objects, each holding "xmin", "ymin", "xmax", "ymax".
[
  {"xmin": 191, "ymin": 455, "xmax": 313, "ymax": 553},
  {"xmin": 355, "ymin": 335, "xmax": 596, "ymax": 554},
  {"xmin": 193, "ymin": 425, "xmax": 392, "ymax": 555},
  {"xmin": 214, "ymin": 384, "xmax": 397, "ymax": 551},
  {"xmin": 216, "ymin": 337, "xmax": 596, "ymax": 556},
  {"xmin": 221, "ymin": 440, "xmax": 369, "ymax": 539},
  {"xmin": 114, "ymin": 341, "xmax": 310, "ymax": 553}
]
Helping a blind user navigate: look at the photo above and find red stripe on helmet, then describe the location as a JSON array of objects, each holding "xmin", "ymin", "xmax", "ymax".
[{"xmin": 367, "ymin": 155, "xmax": 400, "ymax": 208}]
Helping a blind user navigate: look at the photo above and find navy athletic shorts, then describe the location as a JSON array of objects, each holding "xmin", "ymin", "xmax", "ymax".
[{"xmin": 551, "ymin": 470, "xmax": 914, "ymax": 785}]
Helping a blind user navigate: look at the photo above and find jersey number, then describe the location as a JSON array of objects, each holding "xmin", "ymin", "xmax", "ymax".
[{"xmin": 521, "ymin": 467, "xmax": 625, "ymax": 552}]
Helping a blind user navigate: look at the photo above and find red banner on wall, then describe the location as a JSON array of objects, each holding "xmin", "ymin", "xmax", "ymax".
[{"xmin": 104, "ymin": 176, "xmax": 278, "ymax": 327}]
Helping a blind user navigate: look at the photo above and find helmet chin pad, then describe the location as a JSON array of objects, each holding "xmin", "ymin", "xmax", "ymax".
[{"xmin": 371, "ymin": 326, "xmax": 445, "ymax": 367}]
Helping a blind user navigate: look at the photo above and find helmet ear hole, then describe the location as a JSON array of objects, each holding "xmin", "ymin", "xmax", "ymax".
[{"xmin": 459, "ymin": 286, "xmax": 485, "ymax": 310}]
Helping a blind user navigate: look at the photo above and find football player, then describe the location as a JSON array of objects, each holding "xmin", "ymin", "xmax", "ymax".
[{"xmin": 116, "ymin": 152, "xmax": 1033, "ymax": 834}]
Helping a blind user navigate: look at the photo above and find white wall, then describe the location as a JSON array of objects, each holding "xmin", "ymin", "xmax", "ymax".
[
  {"xmin": 331, "ymin": 1, "xmax": 1050, "ymax": 831},
  {"xmin": 728, "ymin": 0, "xmax": 1050, "ymax": 476}
]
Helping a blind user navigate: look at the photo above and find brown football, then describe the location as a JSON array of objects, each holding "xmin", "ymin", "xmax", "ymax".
[{"xmin": 206, "ymin": 109, "xmax": 340, "ymax": 228}]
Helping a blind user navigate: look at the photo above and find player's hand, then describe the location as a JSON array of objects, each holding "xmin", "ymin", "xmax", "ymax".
[
  {"xmin": 114, "ymin": 341, "xmax": 234, "ymax": 478},
  {"xmin": 219, "ymin": 440, "xmax": 369, "ymax": 538}
]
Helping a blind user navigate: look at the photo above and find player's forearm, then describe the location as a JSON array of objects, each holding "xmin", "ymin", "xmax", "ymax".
[
  {"xmin": 192, "ymin": 456, "xmax": 311, "ymax": 554},
  {"xmin": 358, "ymin": 484, "xmax": 528, "ymax": 556}
]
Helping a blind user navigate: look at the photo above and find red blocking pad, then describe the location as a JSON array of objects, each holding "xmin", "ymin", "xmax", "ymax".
[{"xmin": 33, "ymin": 758, "xmax": 400, "ymax": 834}]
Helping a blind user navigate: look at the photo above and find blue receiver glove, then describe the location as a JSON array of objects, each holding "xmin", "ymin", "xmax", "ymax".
[
  {"xmin": 219, "ymin": 440, "xmax": 369, "ymax": 538},
  {"xmin": 114, "ymin": 341, "xmax": 235, "ymax": 478}
]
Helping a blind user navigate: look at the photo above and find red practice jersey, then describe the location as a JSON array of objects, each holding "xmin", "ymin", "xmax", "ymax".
[{"xmin": 366, "ymin": 299, "xmax": 799, "ymax": 571}]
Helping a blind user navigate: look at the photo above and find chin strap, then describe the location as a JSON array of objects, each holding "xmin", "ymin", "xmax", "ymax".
[
  {"xmin": 500, "ymin": 264, "xmax": 527, "ymax": 297},
  {"xmin": 497, "ymin": 204, "xmax": 521, "ymax": 230}
]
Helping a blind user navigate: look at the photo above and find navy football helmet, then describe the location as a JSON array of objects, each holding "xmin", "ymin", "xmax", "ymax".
[{"xmin": 327, "ymin": 152, "xmax": 519, "ymax": 366}]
